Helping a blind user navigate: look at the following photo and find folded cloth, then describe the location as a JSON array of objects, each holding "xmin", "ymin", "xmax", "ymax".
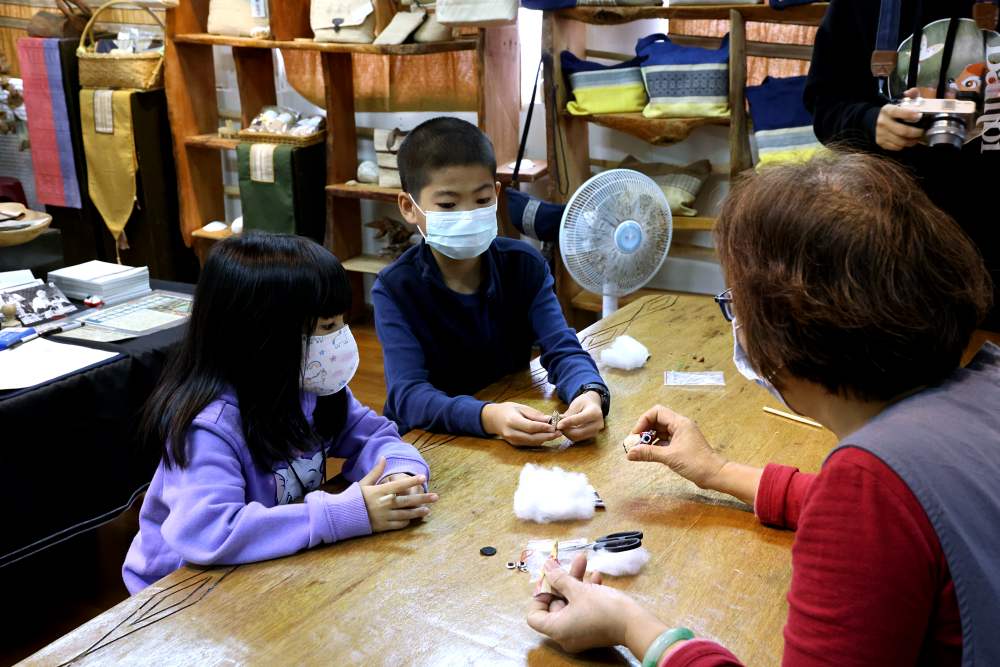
[
  {"xmin": 16, "ymin": 38, "xmax": 81, "ymax": 209},
  {"xmin": 616, "ymin": 155, "xmax": 711, "ymax": 216},
  {"xmin": 238, "ymin": 142, "xmax": 295, "ymax": 234},
  {"xmin": 745, "ymin": 75, "xmax": 825, "ymax": 168},
  {"xmin": 636, "ymin": 33, "xmax": 730, "ymax": 119},
  {"xmin": 561, "ymin": 51, "xmax": 648, "ymax": 116},
  {"xmin": 81, "ymin": 89, "xmax": 136, "ymax": 249}
]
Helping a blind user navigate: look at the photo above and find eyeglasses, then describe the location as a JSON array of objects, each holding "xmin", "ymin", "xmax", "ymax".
[{"xmin": 714, "ymin": 288, "xmax": 734, "ymax": 322}]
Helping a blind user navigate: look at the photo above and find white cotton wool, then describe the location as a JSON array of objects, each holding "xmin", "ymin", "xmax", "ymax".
[
  {"xmin": 600, "ymin": 335, "xmax": 650, "ymax": 370},
  {"xmin": 513, "ymin": 464, "xmax": 596, "ymax": 523},
  {"xmin": 587, "ymin": 546, "xmax": 651, "ymax": 576}
]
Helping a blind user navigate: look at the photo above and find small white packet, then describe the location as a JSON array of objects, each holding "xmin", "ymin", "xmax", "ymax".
[{"xmin": 665, "ymin": 370, "xmax": 726, "ymax": 386}]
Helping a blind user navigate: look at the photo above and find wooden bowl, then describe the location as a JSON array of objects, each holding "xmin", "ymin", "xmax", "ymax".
[{"xmin": 0, "ymin": 203, "xmax": 53, "ymax": 247}]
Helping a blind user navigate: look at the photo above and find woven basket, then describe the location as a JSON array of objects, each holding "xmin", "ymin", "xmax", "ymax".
[
  {"xmin": 77, "ymin": 1, "xmax": 164, "ymax": 90},
  {"xmin": 236, "ymin": 129, "xmax": 327, "ymax": 147}
]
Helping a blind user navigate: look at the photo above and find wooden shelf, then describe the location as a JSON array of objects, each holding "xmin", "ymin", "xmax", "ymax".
[
  {"xmin": 342, "ymin": 254, "xmax": 392, "ymax": 275},
  {"xmin": 185, "ymin": 133, "xmax": 240, "ymax": 150},
  {"xmin": 673, "ymin": 216, "xmax": 716, "ymax": 231},
  {"xmin": 326, "ymin": 183, "xmax": 401, "ymax": 202},
  {"xmin": 497, "ymin": 159, "xmax": 549, "ymax": 184},
  {"xmin": 579, "ymin": 112, "xmax": 729, "ymax": 145},
  {"xmin": 191, "ymin": 226, "xmax": 233, "ymax": 241},
  {"xmin": 559, "ymin": 3, "xmax": 829, "ymax": 25},
  {"xmin": 173, "ymin": 33, "xmax": 479, "ymax": 56},
  {"xmin": 670, "ymin": 242, "xmax": 718, "ymax": 262}
]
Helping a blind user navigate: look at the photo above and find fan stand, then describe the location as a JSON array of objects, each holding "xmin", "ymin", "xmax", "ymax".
[{"xmin": 602, "ymin": 292, "xmax": 619, "ymax": 319}]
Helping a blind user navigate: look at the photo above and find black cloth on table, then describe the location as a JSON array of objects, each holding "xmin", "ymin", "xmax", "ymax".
[{"xmin": 0, "ymin": 281, "xmax": 192, "ymax": 567}]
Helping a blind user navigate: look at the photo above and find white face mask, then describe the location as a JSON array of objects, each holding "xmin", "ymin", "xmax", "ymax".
[
  {"xmin": 410, "ymin": 195, "xmax": 497, "ymax": 260},
  {"xmin": 301, "ymin": 325, "xmax": 359, "ymax": 396},
  {"xmin": 731, "ymin": 319, "xmax": 789, "ymax": 409}
]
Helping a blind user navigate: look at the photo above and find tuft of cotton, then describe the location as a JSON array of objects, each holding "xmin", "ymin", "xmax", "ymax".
[
  {"xmin": 600, "ymin": 335, "xmax": 650, "ymax": 370},
  {"xmin": 587, "ymin": 546, "xmax": 650, "ymax": 576},
  {"xmin": 513, "ymin": 464, "xmax": 596, "ymax": 523}
]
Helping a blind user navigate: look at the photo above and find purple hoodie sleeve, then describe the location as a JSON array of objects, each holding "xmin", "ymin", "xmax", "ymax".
[
  {"xmin": 331, "ymin": 388, "xmax": 431, "ymax": 483},
  {"xmin": 158, "ymin": 423, "xmax": 372, "ymax": 567}
]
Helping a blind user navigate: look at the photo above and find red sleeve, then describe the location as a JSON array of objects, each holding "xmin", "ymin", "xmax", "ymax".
[
  {"xmin": 663, "ymin": 640, "xmax": 743, "ymax": 667},
  {"xmin": 781, "ymin": 447, "xmax": 951, "ymax": 667},
  {"xmin": 754, "ymin": 463, "xmax": 816, "ymax": 530}
]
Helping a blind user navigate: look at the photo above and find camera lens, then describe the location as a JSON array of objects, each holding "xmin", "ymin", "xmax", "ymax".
[{"xmin": 925, "ymin": 114, "xmax": 966, "ymax": 149}]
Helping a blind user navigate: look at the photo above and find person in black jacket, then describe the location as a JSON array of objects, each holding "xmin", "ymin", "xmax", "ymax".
[{"xmin": 805, "ymin": 0, "xmax": 999, "ymax": 330}]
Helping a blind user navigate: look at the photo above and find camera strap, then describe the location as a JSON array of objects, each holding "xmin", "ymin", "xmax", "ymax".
[
  {"xmin": 935, "ymin": 13, "xmax": 963, "ymax": 99},
  {"xmin": 905, "ymin": 0, "xmax": 924, "ymax": 91}
]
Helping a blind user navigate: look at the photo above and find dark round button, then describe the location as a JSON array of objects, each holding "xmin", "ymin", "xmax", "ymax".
[{"xmin": 480, "ymin": 546, "xmax": 497, "ymax": 557}]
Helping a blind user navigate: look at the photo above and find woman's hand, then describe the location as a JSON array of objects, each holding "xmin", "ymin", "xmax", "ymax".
[
  {"xmin": 527, "ymin": 555, "xmax": 668, "ymax": 655},
  {"xmin": 360, "ymin": 458, "xmax": 438, "ymax": 532},
  {"xmin": 557, "ymin": 391, "xmax": 605, "ymax": 442},
  {"xmin": 481, "ymin": 402, "xmax": 559, "ymax": 446},
  {"xmin": 626, "ymin": 405, "xmax": 763, "ymax": 506},
  {"xmin": 626, "ymin": 405, "xmax": 727, "ymax": 489}
]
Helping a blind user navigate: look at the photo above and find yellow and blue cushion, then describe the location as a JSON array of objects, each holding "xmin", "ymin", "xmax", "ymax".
[
  {"xmin": 745, "ymin": 75, "xmax": 825, "ymax": 167},
  {"xmin": 562, "ymin": 51, "xmax": 648, "ymax": 116},
  {"xmin": 636, "ymin": 33, "xmax": 730, "ymax": 119}
]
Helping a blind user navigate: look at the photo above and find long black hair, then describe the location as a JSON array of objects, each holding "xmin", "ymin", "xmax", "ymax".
[{"xmin": 140, "ymin": 232, "xmax": 352, "ymax": 468}]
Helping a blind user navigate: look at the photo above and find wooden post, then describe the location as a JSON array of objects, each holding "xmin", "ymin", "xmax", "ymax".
[
  {"xmin": 232, "ymin": 48, "xmax": 277, "ymax": 128},
  {"xmin": 322, "ymin": 52, "xmax": 365, "ymax": 319},
  {"xmin": 543, "ymin": 11, "xmax": 589, "ymax": 317},
  {"xmin": 373, "ymin": 0, "xmax": 397, "ymax": 35},
  {"xmin": 164, "ymin": 0, "xmax": 224, "ymax": 246},
  {"xmin": 478, "ymin": 23, "xmax": 520, "ymax": 238},
  {"xmin": 728, "ymin": 9, "xmax": 752, "ymax": 177}
]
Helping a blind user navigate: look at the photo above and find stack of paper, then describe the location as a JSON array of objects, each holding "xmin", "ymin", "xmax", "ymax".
[{"xmin": 48, "ymin": 261, "xmax": 151, "ymax": 304}]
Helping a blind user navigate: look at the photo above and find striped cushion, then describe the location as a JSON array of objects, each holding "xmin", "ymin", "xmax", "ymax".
[
  {"xmin": 745, "ymin": 75, "xmax": 825, "ymax": 167},
  {"xmin": 561, "ymin": 51, "xmax": 648, "ymax": 115},
  {"xmin": 636, "ymin": 33, "xmax": 730, "ymax": 119}
]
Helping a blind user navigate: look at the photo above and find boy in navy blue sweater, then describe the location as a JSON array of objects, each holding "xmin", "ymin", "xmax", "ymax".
[{"xmin": 372, "ymin": 117, "xmax": 610, "ymax": 446}]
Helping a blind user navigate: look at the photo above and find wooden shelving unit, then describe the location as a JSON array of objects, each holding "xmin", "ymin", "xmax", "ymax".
[
  {"xmin": 542, "ymin": 3, "xmax": 827, "ymax": 319},
  {"xmin": 165, "ymin": 0, "xmax": 521, "ymax": 316}
]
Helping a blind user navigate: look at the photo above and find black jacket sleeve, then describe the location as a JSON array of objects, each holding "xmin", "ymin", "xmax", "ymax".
[{"xmin": 804, "ymin": 0, "xmax": 885, "ymax": 149}]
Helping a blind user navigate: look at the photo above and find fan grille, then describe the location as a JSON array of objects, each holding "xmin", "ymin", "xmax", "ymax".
[{"xmin": 559, "ymin": 169, "xmax": 673, "ymax": 297}]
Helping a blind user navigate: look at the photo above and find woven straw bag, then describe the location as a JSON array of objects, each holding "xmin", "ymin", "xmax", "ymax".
[{"xmin": 77, "ymin": 1, "xmax": 164, "ymax": 90}]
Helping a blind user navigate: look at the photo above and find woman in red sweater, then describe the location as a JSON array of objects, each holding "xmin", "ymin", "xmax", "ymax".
[{"xmin": 526, "ymin": 152, "xmax": 1000, "ymax": 666}]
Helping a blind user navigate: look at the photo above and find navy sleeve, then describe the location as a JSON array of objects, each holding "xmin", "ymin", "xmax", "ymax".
[
  {"xmin": 528, "ymin": 258, "xmax": 606, "ymax": 405},
  {"xmin": 372, "ymin": 277, "xmax": 490, "ymax": 438},
  {"xmin": 804, "ymin": 0, "xmax": 884, "ymax": 148}
]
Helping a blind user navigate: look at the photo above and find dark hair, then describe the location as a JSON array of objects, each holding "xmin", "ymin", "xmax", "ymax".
[
  {"xmin": 715, "ymin": 150, "xmax": 992, "ymax": 402},
  {"xmin": 140, "ymin": 233, "xmax": 352, "ymax": 468},
  {"xmin": 397, "ymin": 116, "xmax": 497, "ymax": 198}
]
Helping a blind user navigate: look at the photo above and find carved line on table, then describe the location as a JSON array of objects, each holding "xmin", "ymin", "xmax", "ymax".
[{"xmin": 57, "ymin": 567, "xmax": 237, "ymax": 666}]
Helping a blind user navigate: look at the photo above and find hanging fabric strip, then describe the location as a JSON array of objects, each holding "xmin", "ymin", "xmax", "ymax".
[{"xmin": 80, "ymin": 89, "xmax": 138, "ymax": 258}]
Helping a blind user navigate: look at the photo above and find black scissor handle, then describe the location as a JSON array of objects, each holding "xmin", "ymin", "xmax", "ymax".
[{"xmin": 599, "ymin": 530, "xmax": 643, "ymax": 542}]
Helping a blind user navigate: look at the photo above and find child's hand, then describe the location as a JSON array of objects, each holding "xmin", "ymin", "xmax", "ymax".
[
  {"xmin": 360, "ymin": 458, "xmax": 438, "ymax": 533},
  {"xmin": 481, "ymin": 402, "xmax": 558, "ymax": 447},
  {"xmin": 556, "ymin": 391, "xmax": 605, "ymax": 442}
]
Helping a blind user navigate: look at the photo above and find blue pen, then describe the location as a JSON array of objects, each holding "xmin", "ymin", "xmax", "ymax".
[{"xmin": 0, "ymin": 328, "xmax": 38, "ymax": 351}]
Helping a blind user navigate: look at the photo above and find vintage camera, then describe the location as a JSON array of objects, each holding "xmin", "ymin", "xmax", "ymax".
[{"xmin": 898, "ymin": 96, "xmax": 979, "ymax": 149}]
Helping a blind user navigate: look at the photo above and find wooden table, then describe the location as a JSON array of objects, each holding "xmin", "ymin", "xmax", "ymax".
[{"xmin": 22, "ymin": 295, "xmax": 836, "ymax": 666}]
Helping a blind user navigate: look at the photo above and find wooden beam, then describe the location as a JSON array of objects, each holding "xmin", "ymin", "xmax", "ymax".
[
  {"xmin": 669, "ymin": 34, "xmax": 814, "ymax": 61},
  {"xmin": 321, "ymin": 51, "xmax": 365, "ymax": 318},
  {"xmin": 232, "ymin": 47, "xmax": 277, "ymax": 128},
  {"xmin": 165, "ymin": 0, "xmax": 223, "ymax": 246},
  {"xmin": 172, "ymin": 32, "xmax": 478, "ymax": 55},
  {"xmin": 560, "ymin": 3, "xmax": 829, "ymax": 26},
  {"xmin": 728, "ymin": 9, "xmax": 753, "ymax": 177}
]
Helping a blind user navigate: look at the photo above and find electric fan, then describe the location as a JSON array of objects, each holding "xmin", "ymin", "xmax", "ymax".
[{"xmin": 559, "ymin": 169, "xmax": 673, "ymax": 318}]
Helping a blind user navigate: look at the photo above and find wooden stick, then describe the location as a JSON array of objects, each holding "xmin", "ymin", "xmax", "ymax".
[{"xmin": 762, "ymin": 406, "xmax": 823, "ymax": 429}]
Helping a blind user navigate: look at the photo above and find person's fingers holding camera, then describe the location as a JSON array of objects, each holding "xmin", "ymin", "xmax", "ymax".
[{"xmin": 876, "ymin": 104, "xmax": 924, "ymax": 151}]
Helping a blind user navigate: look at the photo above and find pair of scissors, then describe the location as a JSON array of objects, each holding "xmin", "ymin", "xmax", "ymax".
[{"xmin": 564, "ymin": 530, "xmax": 644, "ymax": 553}]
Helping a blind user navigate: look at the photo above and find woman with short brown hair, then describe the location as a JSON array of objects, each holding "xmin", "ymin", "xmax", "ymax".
[{"xmin": 526, "ymin": 152, "xmax": 1000, "ymax": 667}]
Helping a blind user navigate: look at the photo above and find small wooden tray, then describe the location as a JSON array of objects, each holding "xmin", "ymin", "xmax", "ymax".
[{"xmin": 236, "ymin": 129, "xmax": 326, "ymax": 147}]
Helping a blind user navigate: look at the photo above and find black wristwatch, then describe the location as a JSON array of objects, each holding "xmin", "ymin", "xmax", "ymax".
[{"xmin": 574, "ymin": 383, "xmax": 611, "ymax": 417}]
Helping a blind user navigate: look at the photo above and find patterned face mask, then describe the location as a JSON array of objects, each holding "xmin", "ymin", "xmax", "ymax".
[{"xmin": 301, "ymin": 325, "xmax": 359, "ymax": 396}]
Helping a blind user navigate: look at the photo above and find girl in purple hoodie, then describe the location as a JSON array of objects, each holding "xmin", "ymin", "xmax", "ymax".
[{"xmin": 123, "ymin": 233, "xmax": 436, "ymax": 594}]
